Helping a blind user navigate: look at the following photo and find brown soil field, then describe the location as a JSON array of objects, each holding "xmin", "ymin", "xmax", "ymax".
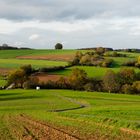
[
  {"xmin": 17, "ymin": 54, "xmax": 75, "ymax": 61},
  {"xmin": 3, "ymin": 114, "xmax": 139, "ymax": 140},
  {"xmin": 0, "ymin": 68, "xmax": 12, "ymax": 75},
  {"xmin": 5, "ymin": 114, "xmax": 80, "ymax": 140},
  {"xmin": 31, "ymin": 73, "xmax": 64, "ymax": 83}
]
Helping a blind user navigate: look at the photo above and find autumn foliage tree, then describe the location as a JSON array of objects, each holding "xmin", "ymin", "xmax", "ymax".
[
  {"xmin": 57, "ymin": 77, "xmax": 70, "ymax": 89},
  {"xmin": 132, "ymin": 81, "xmax": 140, "ymax": 93},
  {"xmin": 7, "ymin": 69, "xmax": 27, "ymax": 88},
  {"xmin": 135, "ymin": 56, "xmax": 140, "ymax": 68},
  {"xmin": 103, "ymin": 70, "xmax": 120, "ymax": 93},
  {"xmin": 68, "ymin": 68, "xmax": 87, "ymax": 90},
  {"xmin": 117, "ymin": 68, "xmax": 136, "ymax": 85},
  {"xmin": 7, "ymin": 65, "xmax": 34, "ymax": 88},
  {"xmin": 20, "ymin": 64, "xmax": 33, "ymax": 76}
]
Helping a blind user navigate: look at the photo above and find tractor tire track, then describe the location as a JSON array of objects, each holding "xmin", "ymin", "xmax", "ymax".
[
  {"xmin": 18, "ymin": 114, "xmax": 81, "ymax": 140},
  {"xmin": 49, "ymin": 93, "xmax": 89, "ymax": 112}
]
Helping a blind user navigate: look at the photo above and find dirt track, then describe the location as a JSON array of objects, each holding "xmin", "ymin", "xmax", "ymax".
[{"xmin": 49, "ymin": 92, "xmax": 89, "ymax": 112}]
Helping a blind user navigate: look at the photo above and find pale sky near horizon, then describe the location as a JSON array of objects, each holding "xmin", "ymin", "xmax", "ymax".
[{"xmin": 0, "ymin": 0, "xmax": 140, "ymax": 49}]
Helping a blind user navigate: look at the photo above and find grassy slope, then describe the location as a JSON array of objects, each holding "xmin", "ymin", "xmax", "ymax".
[
  {"xmin": 0, "ymin": 90, "xmax": 78, "ymax": 112},
  {"xmin": 0, "ymin": 49, "xmax": 75, "ymax": 69},
  {"xmin": 51, "ymin": 52, "xmax": 140, "ymax": 77},
  {"xmin": 0, "ymin": 89, "xmax": 139, "ymax": 139},
  {"xmin": 0, "ymin": 59, "xmax": 67, "ymax": 69},
  {"xmin": 0, "ymin": 49, "xmax": 139, "ymax": 77},
  {"xmin": 0, "ymin": 49, "xmax": 77, "ymax": 59},
  {"xmin": 51, "ymin": 66, "xmax": 140, "ymax": 78},
  {"xmin": 0, "ymin": 50, "xmax": 139, "ymax": 139}
]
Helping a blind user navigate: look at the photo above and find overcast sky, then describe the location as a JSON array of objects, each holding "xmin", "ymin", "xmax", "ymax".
[{"xmin": 0, "ymin": 0, "xmax": 140, "ymax": 49}]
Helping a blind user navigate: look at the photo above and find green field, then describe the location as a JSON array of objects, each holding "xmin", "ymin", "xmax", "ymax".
[
  {"xmin": 0, "ymin": 49, "xmax": 139, "ymax": 139},
  {"xmin": 0, "ymin": 49, "xmax": 73, "ymax": 69},
  {"xmin": 0, "ymin": 49, "xmax": 77, "ymax": 59},
  {"xmin": 0, "ymin": 58, "xmax": 67, "ymax": 69},
  {"xmin": 0, "ymin": 89, "xmax": 139, "ymax": 139},
  {"xmin": 0, "ymin": 49, "xmax": 139, "ymax": 77},
  {"xmin": 50, "ymin": 66, "xmax": 140, "ymax": 78}
]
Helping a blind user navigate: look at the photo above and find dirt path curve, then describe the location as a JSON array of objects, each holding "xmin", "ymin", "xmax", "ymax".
[
  {"xmin": 17, "ymin": 114, "xmax": 81, "ymax": 140},
  {"xmin": 49, "ymin": 92, "xmax": 89, "ymax": 112}
]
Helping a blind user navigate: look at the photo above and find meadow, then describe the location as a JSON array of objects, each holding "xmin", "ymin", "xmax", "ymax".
[
  {"xmin": 0, "ymin": 49, "xmax": 77, "ymax": 59},
  {"xmin": 0, "ymin": 49, "xmax": 139, "ymax": 77},
  {"xmin": 51, "ymin": 65, "xmax": 140, "ymax": 78},
  {"xmin": 0, "ymin": 58, "xmax": 67, "ymax": 69}
]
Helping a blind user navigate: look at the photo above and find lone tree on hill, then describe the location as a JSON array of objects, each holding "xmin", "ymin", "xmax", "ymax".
[{"xmin": 55, "ymin": 43, "xmax": 63, "ymax": 49}]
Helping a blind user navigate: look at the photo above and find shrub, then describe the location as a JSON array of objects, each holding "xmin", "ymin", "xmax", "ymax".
[
  {"xmin": 71, "ymin": 51, "xmax": 113, "ymax": 67},
  {"xmin": 84, "ymin": 83, "xmax": 94, "ymax": 91},
  {"xmin": 123, "ymin": 60, "xmax": 136, "ymax": 66},
  {"xmin": 87, "ymin": 78, "xmax": 103, "ymax": 91},
  {"xmin": 132, "ymin": 81, "xmax": 140, "ymax": 94},
  {"xmin": 121, "ymin": 84, "xmax": 134, "ymax": 94},
  {"xmin": 135, "ymin": 56, "xmax": 140, "ymax": 68},
  {"xmin": 136, "ymin": 72, "xmax": 140, "ymax": 80},
  {"xmin": 104, "ymin": 52, "xmax": 110, "ymax": 57},
  {"xmin": 117, "ymin": 68, "xmax": 136, "ymax": 85},
  {"xmin": 41, "ymin": 80, "xmax": 58, "ymax": 89},
  {"xmin": 75, "ymin": 51, "xmax": 83, "ymax": 59},
  {"xmin": 39, "ymin": 66, "xmax": 65, "ymax": 72},
  {"xmin": 23, "ymin": 77, "xmax": 39, "ymax": 89},
  {"xmin": 71, "ymin": 57, "xmax": 80, "ymax": 65},
  {"xmin": 112, "ymin": 51, "xmax": 119, "ymax": 57},
  {"xmin": 7, "ymin": 69, "xmax": 27, "ymax": 88},
  {"xmin": 104, "ymin": 51, "xmax": 126, "ymax": 57},
  {"xmin": 7, "ymin": 65, "xmax": 34, "ymax": 88},
  {"xmin": 80, "ymin": 54, "xmax": 91, "ymax": 65},
  {"xmin": 103, "ymin": 70, "xmax": 120, "ymax": 93},
  {"xmin": 57, "ymin": 77, "xmax": 70, "ymax": 89},
  {"xmin": 68, "ymin": 68, "xmax": 87, "ymax": 90},
  {"xmin": 135, "ymin": 63, "xmax": 140, "ymax": 68},
  {"xmin": 20, "ymin": 64, "xmax": 34, "ymax": 75},
  {"xmin": 138, "ymin": 56, "xmax": 140, "ymax": 64},
  {"xmin": 101, "ymin": 59, "xmax": 113, "ymax": 67}
]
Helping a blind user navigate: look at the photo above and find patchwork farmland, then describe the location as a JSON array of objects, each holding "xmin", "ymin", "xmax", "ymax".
[{"xmin": 0, "ymin": 49, "xmax": 140, "ymax": 140}]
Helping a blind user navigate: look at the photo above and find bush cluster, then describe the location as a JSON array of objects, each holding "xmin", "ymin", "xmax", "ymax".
[
  {"xmin": 38, "ymin": 66, "xmax": 65, "ymax": 72},
  {"xmin": 6, "ymin": 63, "xmax": 140, "ymax": 95},
  {"xmin": 7, "ymin": 65, "xmax": 35, "ymax": 88},
  {"xmin": 123, "ymin": 56, "xmax": 140, "ymax": 68},
  {"xmin": 115, "ymin": 48, "xmax": 140, "ymax": 53},
  {"xmin": 102, "ymin": 68, "xmax": 140, "ymax": 94},
  {"xmin": 23, "ymin": 67, "xmax": 140, "ymax": 95},
  {"xmin": 104, "ymin": 51, "xmax": 127, "ymax": 57},
  {"xmin": 70, "ymin": 51, "xmax": 114, "ymax": 67}
]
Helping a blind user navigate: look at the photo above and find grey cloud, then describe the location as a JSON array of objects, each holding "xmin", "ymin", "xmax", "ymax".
[
  {"xmin": 0, "ymin": 0, "xmax": 140, "ymax": 21},
  {"xmin": 0, "ymin": 0, "xmax": 140, "ymax": 49}
]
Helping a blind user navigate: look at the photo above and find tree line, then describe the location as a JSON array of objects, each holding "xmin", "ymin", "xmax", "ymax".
[{"xmin": 6, "ymin": 64, "xmax": 140, "ymax": 94}]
